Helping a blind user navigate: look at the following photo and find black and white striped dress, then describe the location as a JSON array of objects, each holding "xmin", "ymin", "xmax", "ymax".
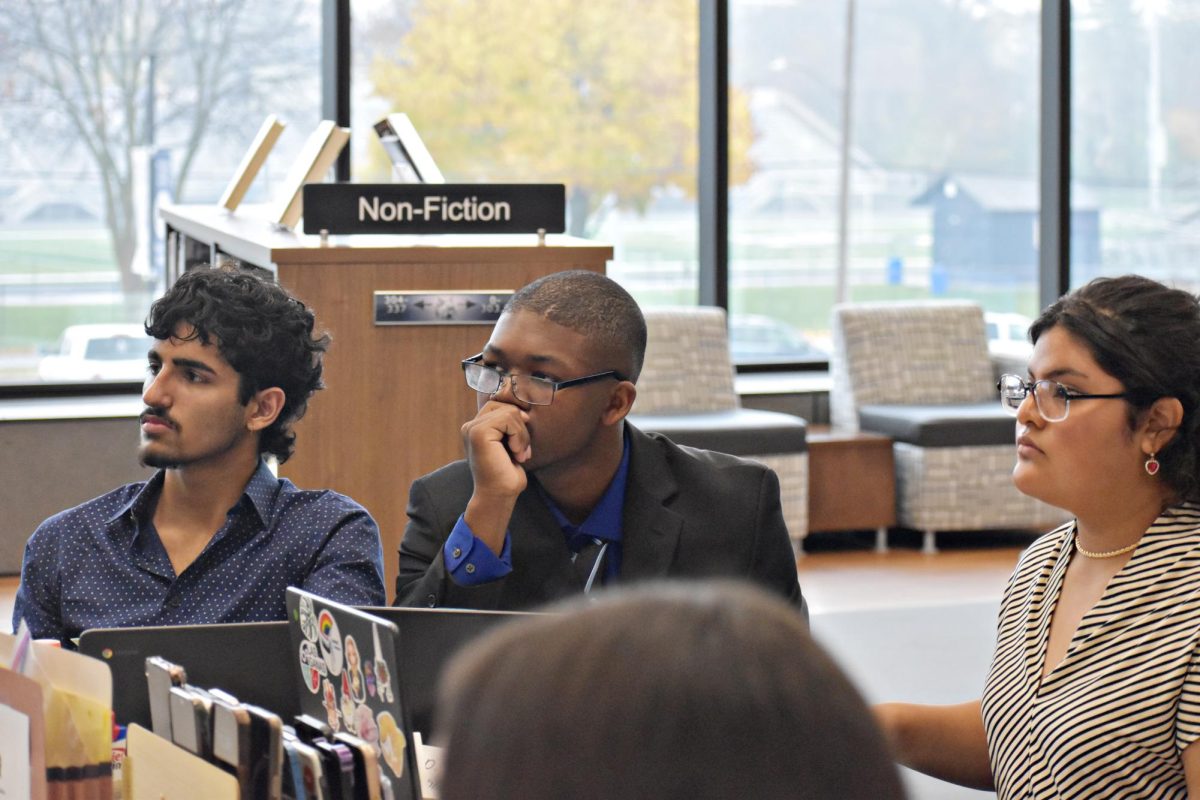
[{"xmin": 982, "ymin": 503, "xmax": 1200, "ymax": 799}]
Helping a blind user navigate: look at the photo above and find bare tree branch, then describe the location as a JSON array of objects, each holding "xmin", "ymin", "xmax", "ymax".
[{"xmin": 1, "ymin": 0, "xmax": 314, "ymax": 295}]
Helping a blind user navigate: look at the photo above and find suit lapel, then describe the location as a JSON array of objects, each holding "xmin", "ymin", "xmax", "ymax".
[
  {"xmin": 506, "ymin": 482, "xmax": 583, "ymax": 600},
  {"xmin": 619, "ymin": 425, "xmax": 684, "ymax": 580}
]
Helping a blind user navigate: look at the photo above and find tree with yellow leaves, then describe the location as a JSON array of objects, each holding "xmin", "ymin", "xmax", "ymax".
[{"xmin": 367, "ymin": 0, "xmax": 753, "ymax": 237}]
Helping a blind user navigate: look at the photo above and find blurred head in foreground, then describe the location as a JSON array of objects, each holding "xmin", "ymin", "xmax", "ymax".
[{"xmin": 436, "ymin": 580, "xmax": 905, "ymax": 800}]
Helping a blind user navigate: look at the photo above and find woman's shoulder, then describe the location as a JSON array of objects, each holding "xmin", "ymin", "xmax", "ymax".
[
  {"xmin": 1018, "ymin": 519, "xmax": 1074, "ymax": 567},
  {"xmin": 995, "ymin": 522, "xmax": 1073, "ymax": 614},
  {"xmin": 1154, "ymin": 502, "xmax": 1200, "ymax": 532}
]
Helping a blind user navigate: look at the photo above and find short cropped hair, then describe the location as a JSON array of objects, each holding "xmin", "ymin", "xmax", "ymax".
[
  {"xmin": 144, "ymin": 265, "xmax": 330, "ymax": 463},
  {"xmin": 1031, "ymin": 275, "xmax": 1200, "ymax": 502},
  {"xmin": 436, "ymin": 581, "xmax": 905, "ymax": 800},
  {"xmin": 505, "ymin": 270, "xmax": 647, "ymax": 382}
]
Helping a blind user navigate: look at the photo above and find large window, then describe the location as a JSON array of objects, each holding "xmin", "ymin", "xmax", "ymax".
[
  {"xmin": 0, "ymin": 1, "xmax": 322, "ymax": 386},
  {"xmin": 729, "ymin": 0, "xmax": 1042, "ymax": 363},
  {"xmin": 4, "ymin": 1, "xmax": 1194, "ymax": 392},
  {"xmin": 350, "ymin": 0, "xmax": 700, "ymax": 306},
  {"xmin": 1071, "ymin": 0, "xmax": 1200, "ymax": 294}
]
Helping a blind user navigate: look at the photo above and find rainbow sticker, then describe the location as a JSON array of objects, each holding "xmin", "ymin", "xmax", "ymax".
[{"xmin": 317, "ymin": 609, "xmax": 344, "ymax": 676}]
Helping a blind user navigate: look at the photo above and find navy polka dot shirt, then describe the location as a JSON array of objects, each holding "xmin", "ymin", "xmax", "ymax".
[{"xmin": 13, "ymin": 460, "xmax": 386, "ymax": 643}]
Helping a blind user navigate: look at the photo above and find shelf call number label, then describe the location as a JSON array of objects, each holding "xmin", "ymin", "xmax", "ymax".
[{"xmin": 373, "ymin": 291, "xmax": 513, "ymax": 326}]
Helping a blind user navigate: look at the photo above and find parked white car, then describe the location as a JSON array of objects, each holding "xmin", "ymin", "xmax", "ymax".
[
  {"xmin": 729, "ymin": 314, "xmax": 825, "ymax": 362},
  {"xmin": 984, "ymin": 312, "xmax": 1034, "ymax": 377},
  {"xmin": 984, "ymin": 312, "xmax": 1034, "ymax": 357},
  {"xmin": 38, "ymin": 324, "xmax": 154, "ymax": 382}
]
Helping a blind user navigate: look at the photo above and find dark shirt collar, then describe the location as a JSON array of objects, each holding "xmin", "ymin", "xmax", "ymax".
[
  {"xmin": 109, "ymin": 469, "xmax": 165, "ymax": 524},
  {"xmin": 240, "ymin": 459, "xmax": 282, "ymax": 525},
  {"xmin": 539, "ymin": 430, "xmax": 630, "ymax": 552},
  {"xmin": 107, "ymin": 459, "xmax": 280, "ymax": 527}
]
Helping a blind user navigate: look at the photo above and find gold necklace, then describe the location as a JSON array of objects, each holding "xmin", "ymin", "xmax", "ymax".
[{"xmin": 1073, "ymin": 534, "xmax": 1140, "ymax": 559}]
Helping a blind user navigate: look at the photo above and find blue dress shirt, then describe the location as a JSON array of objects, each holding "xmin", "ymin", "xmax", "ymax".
[
  {"xmin": 13, "ymin": 460, "xmax": 386, "ymax": 643},
  {"xmin": 444, "ymin": 434, "xmax": 630, "ymax": 587}
]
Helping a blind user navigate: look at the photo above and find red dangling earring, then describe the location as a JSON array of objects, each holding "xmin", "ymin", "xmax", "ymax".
[{"xmin": 1145, "ymin": 452, "xmax": 1161, "ymax": 476}]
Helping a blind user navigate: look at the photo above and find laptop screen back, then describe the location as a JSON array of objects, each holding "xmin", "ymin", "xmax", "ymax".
[
  {"xmin": 287, "ymin": 588, "xmax": 418, "ymax": 799},
  {"xmin": 79, "ymin": 606, "xmax": 535, "ymax": 741},
  {"xmin": 79, "ymin": 621, "xmax": 293, "ymax": 727},
  {"xmin": 360, "ymin": 606, "xmax": 535, "ymax": 738}
]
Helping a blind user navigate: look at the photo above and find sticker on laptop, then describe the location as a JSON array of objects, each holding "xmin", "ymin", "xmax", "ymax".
[
  {"xmin": 344, "ymin": 634, "xmax": 366, "ymax": 703},
  {"xmin": 299, "ymin": 639, "xmax": 328, "ymax": 693},
  {"xmin": 322, "ymin": 678, "xmax": 340, "ymax": 731},
  {"xmin": 353, "ymin": 703, "xmax": 379, "ymax": 745},
  {"xmin": 377, "ymin": 711, "xmax": 407, "ymax": 777},
  {"xmin": 318, "ymin": 609, "xmax": 344, "ymax": 675},
  {"xmin": 339, "ymin": 685, "xmax": 356, "ymax": 729},
  {"xmin": 372, "ymin": 624, "xmax": 393, "ymax": 703},
  {"xmin": 365, "ymin": 661, "xmax": 377, "ymax": 698},
  {"xmin": 299, "ymin": 595, "xmax": 319, "ymax": 642}
]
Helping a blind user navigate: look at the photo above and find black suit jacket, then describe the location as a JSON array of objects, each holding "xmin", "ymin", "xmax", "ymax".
[{"xmin": 394, "ymin": 424, "xmax": 804, "ymax": 613}]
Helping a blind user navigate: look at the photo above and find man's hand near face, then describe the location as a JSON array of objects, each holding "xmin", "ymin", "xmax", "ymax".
[{"xmin": 461, "ymin": 400, "xmax": 532, "ymax": 555}]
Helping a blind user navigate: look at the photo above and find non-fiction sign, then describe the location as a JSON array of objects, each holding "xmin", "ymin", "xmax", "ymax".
[{"xmin": 302, "ymin": 183, "xmax": 565, "ymax": 234}]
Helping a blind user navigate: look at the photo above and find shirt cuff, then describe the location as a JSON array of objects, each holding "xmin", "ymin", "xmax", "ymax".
[{"xmin": 444, "ymin": 516, "xmax": 512, "ymax": 585}]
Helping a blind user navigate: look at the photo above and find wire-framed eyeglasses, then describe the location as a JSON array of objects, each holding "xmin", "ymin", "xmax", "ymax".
[
  {"xmin": 461, "ymin": 353, "xmax": 627, "ymax": 406},
  {"xmin": 997, "ymin": 373, "xmax": 1133, "ymax": 423}
]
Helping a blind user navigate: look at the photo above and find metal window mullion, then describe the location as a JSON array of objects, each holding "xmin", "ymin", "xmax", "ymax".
[
  {"xmin": 698, "ymin": 0, "xmax": 729, "ymax": 310},
  {"xmin": 322, "ymin": 0, "xmax": 351, "ymax": 182},
  {"xmin": 1039, "ymin": 0, "xmax": 1070, "ymax": 307}
]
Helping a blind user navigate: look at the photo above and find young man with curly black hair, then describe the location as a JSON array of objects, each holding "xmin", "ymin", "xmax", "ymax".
[{"xmin": 14, "ymin": 265, "xmax": 386, "ymax": 643}]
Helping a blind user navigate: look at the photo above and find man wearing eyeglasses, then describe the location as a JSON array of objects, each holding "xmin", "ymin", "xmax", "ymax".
[{"xmin": 394, "ymin": 270, "xmax": 804, "ymax": 612}]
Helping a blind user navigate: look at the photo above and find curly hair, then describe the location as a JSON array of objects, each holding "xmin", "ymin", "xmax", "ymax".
[
  {"xmin": 144, "ymin": 265, "xmax": 330, "ymax": 463},
  {"xmin": 1030, "ymin": 275, "xmax": 1200, "ymax": 503}
]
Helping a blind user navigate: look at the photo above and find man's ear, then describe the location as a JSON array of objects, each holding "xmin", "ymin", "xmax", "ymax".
[
  {"xmin": 1140, "ymin": 395, "xmax": 1184, "ymax": 456},
  {"xmin": 245, "ymin": 387, "xmax": 286, "ymax": 432},
  {"xmin": 601, "ymin": 381, "xmax": 637, "ymax": 426}
]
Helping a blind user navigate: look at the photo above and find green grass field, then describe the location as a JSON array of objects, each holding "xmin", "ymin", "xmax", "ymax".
[
  {"xmin": 0, "ymin": 229, "xmax": 138, "ymax": 360},
  {"xmin": 0, "ymin": 217, "xmax": 1038, "ymax": 356},
  {"xmin": 0, "ymin": 301, "xmax": 151, "ymax": 349},
  {"xmin": 0, "ymin": 231, "xmax": 117, "ymax": 274}
]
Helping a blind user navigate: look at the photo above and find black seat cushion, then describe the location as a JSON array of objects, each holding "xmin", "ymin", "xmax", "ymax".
[
  {"xmin": 629, "ymin": 408, "xmax": 808, "ymax": 456},
  {"xmin": 858, "ymin": 403, "xmax": 1014, "ymax": 447}
]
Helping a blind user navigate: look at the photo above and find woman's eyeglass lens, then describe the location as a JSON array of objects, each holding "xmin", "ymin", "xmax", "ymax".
[
  {"xmin": 997, "ymin": 374, "xmax": 1132, "ymax": 423},
  {"xmin": 998, "ymin": 376, "xmax": 1071, "ymax": 422}
]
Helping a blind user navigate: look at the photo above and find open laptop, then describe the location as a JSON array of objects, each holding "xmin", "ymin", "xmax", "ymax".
[
  {"xmin": 79, "ymin": 620, "xmax": 293, "ymax": 727},
  {"xmin": 79, "ymin": 605, "xmax": 535, "ymax": 741},
  {"xmin": 287, "ymin": 588, "xmax": 420, "ymax": 799},
  {"xmin": 361, "ymin": 607, "xmax": 536, "ymax": 739}
]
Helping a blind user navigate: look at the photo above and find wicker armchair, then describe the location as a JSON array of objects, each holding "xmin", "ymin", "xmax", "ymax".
[{"xmin": 830, "ymin": 300, "xmax": 1068, "ymax": 552}]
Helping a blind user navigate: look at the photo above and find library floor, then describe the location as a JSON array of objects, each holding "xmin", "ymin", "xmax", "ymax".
[
  {"xmin": 0, "ymin": 531, "xmax": 1033, "ymax": 800},
  {"xmin": 796, "ymin": 528, "xmax": 1027, "ymax": 613},
  {"xmin": 799, "ymin": 529, "xmax": 1034, "ymax": 800}
]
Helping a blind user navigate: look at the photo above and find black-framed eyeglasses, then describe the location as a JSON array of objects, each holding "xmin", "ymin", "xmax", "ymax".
[
  {"xmin": 997, "ymin": 373, "xmax": 1133, "ymax": 423},
  {"xmin": 461, "ymin": 353, "xmax": 627, "ymax": 406}
]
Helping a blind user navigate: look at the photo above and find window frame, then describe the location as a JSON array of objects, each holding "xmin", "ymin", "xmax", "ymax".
[{"xmin": 0, "ymin": 0, "xmax": 1072, "ymax": 397}]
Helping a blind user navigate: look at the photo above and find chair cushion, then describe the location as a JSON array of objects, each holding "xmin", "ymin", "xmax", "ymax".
[
  {"xmin": 634, "ymin": 307, "xmax": 739, "ymax": 415},
  {"xmin": 858, "ymin": 402, "xmax": 1014, "ymax": 447},
  {"xmin": 629, "ymin": 408, "xmax": 808, "ymax": 456}
]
